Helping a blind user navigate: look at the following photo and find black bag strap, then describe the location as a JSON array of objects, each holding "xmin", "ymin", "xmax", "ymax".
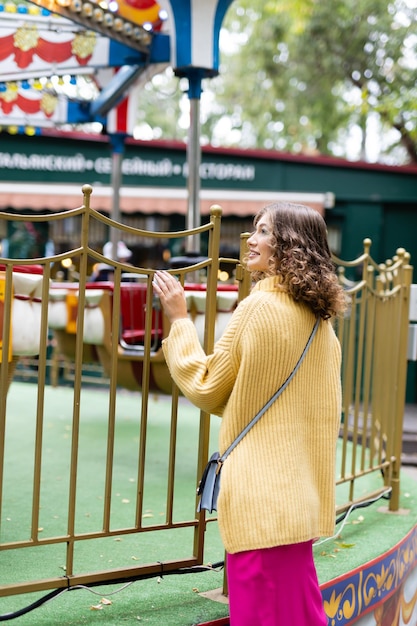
[{"xmin": 219, "ymin": 316, "xmax": 320, "ymax": 465}]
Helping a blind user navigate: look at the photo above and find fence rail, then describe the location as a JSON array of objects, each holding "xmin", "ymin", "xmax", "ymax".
[{"xmin": 0, "ymin": 185, "xmax": 412, "ymax": 599}]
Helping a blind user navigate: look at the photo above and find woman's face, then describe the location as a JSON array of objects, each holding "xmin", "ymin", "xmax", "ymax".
[{"xmin": 246, "ymin": 211, "xmax": 275, "ymax": 273}]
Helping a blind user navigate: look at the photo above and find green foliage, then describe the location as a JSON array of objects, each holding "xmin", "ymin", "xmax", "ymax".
[
  {"xmin": 135, "ymin": 0, "xmax": 417, "ymax": 164},
  {"xmin": 134, "ymin": 69, "xmax": 188, "ymax": 141},
  {"xmin": 209, "ymin": 0, "xmax": 417, "ymax": 162}
]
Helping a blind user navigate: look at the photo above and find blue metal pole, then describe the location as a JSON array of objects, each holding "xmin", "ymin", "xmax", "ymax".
[
  {"xmin": 183, "ymin": 70, "xmax": 205, "ymax": 253},
  {"xmin": 108, "ymin": 133, "xmax": 127, "ymax": 257},
  {"xmin": 165, "ymin": 0, "xmax": 235, "ymax": 252}
]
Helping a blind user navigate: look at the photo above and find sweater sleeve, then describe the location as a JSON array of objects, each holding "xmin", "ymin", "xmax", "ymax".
[{"xmin": 161, "ymin": 306, "xmax": 244, "ymax": 416}]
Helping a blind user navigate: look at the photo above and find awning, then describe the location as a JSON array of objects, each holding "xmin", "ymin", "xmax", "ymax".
[{"xmin": 0, "ymin": 183, "xmax": 330, "ymax": 216}]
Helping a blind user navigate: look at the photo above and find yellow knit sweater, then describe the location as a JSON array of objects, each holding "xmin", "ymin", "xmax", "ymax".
[{"xmin": 162, "ymin": 276, "xmax": 342, "ymax": 554}]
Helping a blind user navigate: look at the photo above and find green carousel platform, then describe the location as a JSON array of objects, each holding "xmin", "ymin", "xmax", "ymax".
[{"xmin": 0, "ymin": 382, "xmax": 416, "ymax": 626}]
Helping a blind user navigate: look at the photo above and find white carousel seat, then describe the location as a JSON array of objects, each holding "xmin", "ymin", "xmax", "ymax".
[
  {"xmin": 12, "ymin": 271, "xmax": 46, "ymax": 356},
  {"xmin": 48, "ymin": 288, "xmax": 68, "ymax": 330},
  {"xmin": 82, "ymin": 289, "xmax": 105, "ymax": 345},
  {"xmin": 49, "ymin": 286, "xmax": 106, "ymax": 346}
]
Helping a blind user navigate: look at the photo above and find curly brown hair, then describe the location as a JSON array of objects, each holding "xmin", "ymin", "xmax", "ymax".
[{"xmin": 247, "ymin": 202, "xmax": 347, "ymax": 320}]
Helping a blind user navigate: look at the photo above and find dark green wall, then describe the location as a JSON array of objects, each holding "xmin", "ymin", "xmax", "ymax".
[
  {"xmin": 1, "ymin": 131, "xmax": 416, "ymax": 268},
  {"xmin": 1, "ymin": 132, "xmax": 417, "ymax": 201},
  {"xmin": 1, "ymin": 131, "xmax": 416, "ymax": 399},
  {"xmin": 2, "ymin": 131, "xmax": 417, "ymax": 264},
  {"xmin": 328, "ymin": 202, "xmax": 385, "ymax": 261}
]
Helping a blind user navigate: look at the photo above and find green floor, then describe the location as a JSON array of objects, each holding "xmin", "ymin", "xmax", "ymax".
[{"xmin": 1, "ymin": 382, "xmax": 416, "ymax": 625}]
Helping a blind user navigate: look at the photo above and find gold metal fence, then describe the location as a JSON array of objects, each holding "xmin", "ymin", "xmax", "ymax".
[
  {"xmin": 0, "ymin": 185, "xmax": 244, "ymax": 598},
  {"xmin": 0, "ymin": 186, "xmax": 412, "ymax": 601},
  {"xmin": 332, "ymin": 240, "xmax": 412, "ymax": 513}
]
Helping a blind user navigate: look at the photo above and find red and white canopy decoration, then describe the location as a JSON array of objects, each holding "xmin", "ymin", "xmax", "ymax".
[
  {"xmin": 0, "ymin": 9, "xmax": 141, "ymax": 131},
  {"xmin": 0, "ymin": 25, "xmax": 96, "ymax": 70},
  {"xmin": 0, "ymin": 12, "xmax": 108, "ymax": 77},
  {"xmin": 0, "ymin": 83, "xmax": 68, "ymax": 126}
]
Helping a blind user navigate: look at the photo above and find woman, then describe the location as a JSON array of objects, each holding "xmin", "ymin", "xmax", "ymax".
[{"xmin": 152, "ymin": 202, "xmax": 347, "ymax": 625}]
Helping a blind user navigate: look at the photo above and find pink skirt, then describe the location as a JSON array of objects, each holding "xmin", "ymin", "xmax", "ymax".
[{"xmin": 226, "ymin": 541, "xmax": 328, "ymax": 626}]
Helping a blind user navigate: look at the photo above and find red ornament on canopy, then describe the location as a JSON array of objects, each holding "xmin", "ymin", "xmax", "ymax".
[{"xmin": 0, "ymin": 26, "xmax": 96, "ymax": 69}]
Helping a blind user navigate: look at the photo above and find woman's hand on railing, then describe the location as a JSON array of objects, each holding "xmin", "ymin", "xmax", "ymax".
[{"xmin": 153, "ymin": 270, "xmax": 188, "ymax": 324}]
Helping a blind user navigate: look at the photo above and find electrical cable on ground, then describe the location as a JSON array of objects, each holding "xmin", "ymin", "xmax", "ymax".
[
  {"xmin": 0, "ymin": 489, "xmax": 392, "ymax": 621},
  {"xmin": 0, "ymin": 562, "xmax": 224, "ymax": 621},
  {"xmin": 314, "ymin": 487, "xmax": 392, "ymax": 547}
]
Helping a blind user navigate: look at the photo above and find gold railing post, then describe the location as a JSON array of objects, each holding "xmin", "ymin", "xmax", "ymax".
[
  {"xmin": 66, "ymin": 184, "xmax": 92, "ymax": 576},
  {"xmin": 193, "ymin": 205, "xmax": 223, "ymax": 563},
  {"xmin": 236, "ymin": 232, "xmax": 251, "ymax": 302},
  {"xmin": 204, "ymin": 205, "xmax": 222, "ymax": 354},
  {"xmin": 0, "ymin": 264, "xmax": 14, "ymax": 527},
  {"xmin": 390, "ymin": 251, "xmax": 413, "ymax": 510}
]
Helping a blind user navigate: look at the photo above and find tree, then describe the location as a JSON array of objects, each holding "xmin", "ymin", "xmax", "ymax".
[
  {"xmin": 205, "ymin": 0, "xmax": 417, "ymax": 164},
  {"xmin": 134, "ymin": 70, "xmax": 189, "ymax": 141},
  {"xmin": 138, "ymin": 0, "xmax": 417, "ymax": 164}
]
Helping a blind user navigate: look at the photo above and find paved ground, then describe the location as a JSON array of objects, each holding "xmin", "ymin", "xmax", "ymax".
[
  {"xmin": 403, "ymin": 465, "xmax": 417, "ymax": 481},
  {"xmin": 402, "ymin": 403, "xmax": 417, "ymax": 469}
]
